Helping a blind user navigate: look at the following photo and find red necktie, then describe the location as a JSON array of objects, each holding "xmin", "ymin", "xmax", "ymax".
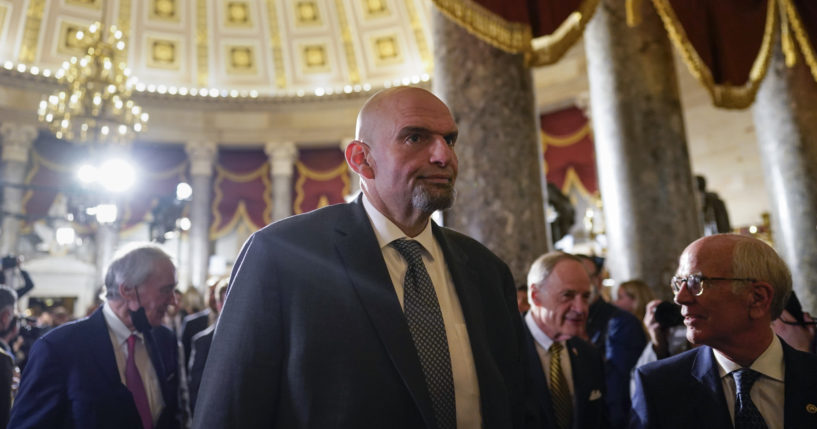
[{"xmin": 126, "ymin": 334, "xmax": 154, "ymax": 429}]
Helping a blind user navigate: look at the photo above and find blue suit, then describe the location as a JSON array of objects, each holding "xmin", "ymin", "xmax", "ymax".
[
  {"xmin": 630, "ymin": 340, "xmax": 817, "ymax": 429},
  {"xmin": 9, "ymin": 308, "xmax": 182, "ymax": 429},
  {"xmin": 523, "ymin": 323, "xmax": 609, "ymax": 429},
  {"xmin": 192, "ymin": 197, "xmax": 528, "ymax": 428},
  {"xmin": 587, "ymin": 300, "xmax": 646, "ymax": 429}
]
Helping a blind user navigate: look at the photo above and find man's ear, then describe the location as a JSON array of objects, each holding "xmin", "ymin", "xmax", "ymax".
[
  {"xmin": 119, "ymin": 283, "xmax": 134, "ymax": 300},
  {"xmin": 747, "ymin": 281, "xmax": 773, "ymax": 319},
  {"xmin": 528, "ymin": 283, "xmax": 540, "ymax": 306},
  {"xmin": 345, "ymin": 140, "xmax": 374, "ymax": 180}
]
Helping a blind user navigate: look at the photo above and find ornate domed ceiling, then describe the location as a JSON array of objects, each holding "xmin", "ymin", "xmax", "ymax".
[{"xmin": 0, "ymin": 0, "xmax": 433, "ymax": 98}]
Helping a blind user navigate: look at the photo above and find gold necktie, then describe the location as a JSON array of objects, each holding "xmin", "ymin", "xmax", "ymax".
[{"xmin": 549, "ymin": 342, "xmax": 572, "ymax": 429}]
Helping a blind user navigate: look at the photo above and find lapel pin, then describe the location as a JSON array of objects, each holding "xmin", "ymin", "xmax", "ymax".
[
  {"xmin": 806, "ymin": 404, "xmax": 817, "ymax": 414},
  {"xmin": 572, "ymin": 347, "xmax": 578, "ymax": 356}
]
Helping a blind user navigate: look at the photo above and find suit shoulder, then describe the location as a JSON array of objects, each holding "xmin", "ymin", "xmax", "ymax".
[
  {"xmin": 34, "ymin": 314, "xmax": 96, "ymax": 346},
  {"xmin": 438, "ymin": 226, "xmax": 507, "ymax": 266},
  {"xmin": 637, "ymin": 346, "xmax": 702, "ymax": 377},
  {"xmin": 192, "ymin": 325, "xmax": 215, "ymax": 344},
  {"xmin": 259, "ymin": 202, "xmax": 351, "ymax": 237}
]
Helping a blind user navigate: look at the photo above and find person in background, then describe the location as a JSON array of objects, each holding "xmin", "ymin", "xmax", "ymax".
[
  {"xmin": 187, "ymin": 277, "xmax": 229, "ymax": 413},
  {"xmin": 614, "ymin": 280, "xmax": 654, "ymax": 323},
  {"xmin": 517, "ymin": 284, "xmax": 531, "ymax": 314},
  {"xmin": 9, "ymin": 243, "xmax": 184, "ymax": 429},
  {"xmin": 630, "ymin": 234, "xmax": 817, "ymax": 429},
  {"xmin": 524, "ymin": 252, "xmax": 608, "ymax": 429},
  {"xmin": 577, "ymin": 255, "xmax": 645, "ymax": 429},
  {"xmin": 771, "ymin": 291, "xmax": 816, "ymax": 354},
  {"xmin": 0, "ymin": 286, "xmax": 18, "ymax": 428}
]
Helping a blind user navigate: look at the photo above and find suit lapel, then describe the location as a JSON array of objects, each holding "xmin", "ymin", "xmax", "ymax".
[
  {"xmin": 567, "ymin": 338, "xmax": 590, "ymax": 424},
  {"xmin": 690, "ymin": 346, "xmax": 733, "ymax": 428},
  {"xmin": 334, "ymin": 199, "xmax": 437, "ymax": 429},
  {"xmin": 782, "ymin": 340, "xmax": 817, "ymax": 428},
  {"xmin": 86, "ymin": 309, "xmax": 130, "ymax": 389}
]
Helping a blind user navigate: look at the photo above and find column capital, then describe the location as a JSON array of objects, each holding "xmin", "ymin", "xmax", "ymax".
[
  {"xmin": 265, "ymin": 142, "xmax": 298, "ymax": 176},
  {"xmin": 185, "ymin": 141, "xmax": 217, "ymax": 177},
  {"xmin": 0, "ymin": 123, "xmax": 37, "ymax": 163}
]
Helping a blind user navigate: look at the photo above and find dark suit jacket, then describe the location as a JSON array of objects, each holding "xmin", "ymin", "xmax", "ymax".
[
  {"xmin": 523, "ymin": 323, "xmax": 608, "ymax": 429},
  {"xmin": 192, "ymin": 198, "xmax": 527, "ymax": 428},
  {"xmin": 0, "ymin": 347, "xmax": 12, "ymax": 428},
  {"xmin": 180, "ymin": 309, "xmax": 210, "ymax": 367},
  {"xmin": 8, "ymin": 308, "xmax": 182, "ymax": 429},
  {"xmin": 186, "ymin": 325, "xmax": 213, "ymax": 413},
  {"xmin": 630, "ymin": 340, "xmax": 817, "ymax": 429},
  {"xmin": 587, "ymin": 300, "xmax": 646, "ymax": 429}
]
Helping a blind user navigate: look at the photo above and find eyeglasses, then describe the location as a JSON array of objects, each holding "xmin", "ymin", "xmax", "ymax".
[{"xmin": 670, "ymin": 273, "xmax": 756, "ymax": 296}]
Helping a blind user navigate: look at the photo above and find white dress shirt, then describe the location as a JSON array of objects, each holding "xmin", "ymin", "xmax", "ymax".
[
  {"xmin": 713, "ymin": 332, "xmax": 784, "ymax": 429},
  {"xmin": 362, "ymin": 195, "xmax": 481, "ymax": 429},
  {"xmin": 103, "ymin": 302, "xmax": 164, "ymax": 425},
  {"xmin": 524, "ymin": 312, "xmax": 576, "ymax": 397}
]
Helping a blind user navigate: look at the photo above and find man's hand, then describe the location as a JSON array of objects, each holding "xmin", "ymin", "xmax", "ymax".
[{"xmin": 644, "ymin": 300, "xmax": 670, "ymax": 358}]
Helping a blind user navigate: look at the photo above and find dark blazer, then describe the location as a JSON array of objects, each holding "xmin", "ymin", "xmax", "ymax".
[
  {"xmin": 523, "ymin": 323, "xmax": 608, "ymax": 429},
  {"xmin": 186, "ymin": 325, "xmax": 214, "ymax": 413},
  {"xmin": 587, "ymin": 300, "xmax": 646, "ymax": 429},
  {"xmin": 8, "ymin": 308, "xmax": 182, "ymax": 429},
  {"xmin": 192, "ymin": 197, "xmax": 527, "ymax": 428},
  {"xmin": 0, "ymin": 347, "xmax": 12, "ymax": 428},
  {"xmin": 629, "ymin": 340, "xmax": 817, "ymax": 429},
  {"xmin": 180, "ymin": 309, "xmax": 210, "ymax": 366}
]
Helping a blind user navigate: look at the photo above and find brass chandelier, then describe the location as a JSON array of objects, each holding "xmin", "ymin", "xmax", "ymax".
[{"xmin": 37, "ymin": 22, "xmax": 148, "ymax": 146}]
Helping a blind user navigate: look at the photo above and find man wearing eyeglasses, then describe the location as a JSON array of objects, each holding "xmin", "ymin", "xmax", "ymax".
[{"xmin": 629, "ymin": 234, "xmax": 817, "ymax": 429}]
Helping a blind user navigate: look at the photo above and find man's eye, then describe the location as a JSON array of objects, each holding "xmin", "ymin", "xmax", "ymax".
[
  {"xmin": 445, "ymin": 136, "xmax": 456, "ymax": 146},
  {"xmin": 406, "ymin": 134, "xmax": 422, "ymax": 144}
]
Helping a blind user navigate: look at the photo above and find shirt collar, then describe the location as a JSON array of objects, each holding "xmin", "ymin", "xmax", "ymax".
[
  {"xmin": 102, "ymin": 301, "xmax": 142, "ymax": 345},
  {"xmin": 362, "ymin": 193, "xmax": 436, "ymax": 257},
  {"xmin": 525, "ymin": 311, "xmax": 556, "ymax": 351},
  {"xmin": 713, "ymin": 332, "xmax": 784, "ymax": 382}
]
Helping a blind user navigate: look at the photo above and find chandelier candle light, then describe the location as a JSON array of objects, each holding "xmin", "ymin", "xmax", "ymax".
[{"xmin": 38, "ymin": 22, "xmax": 148, "ymax": 145}]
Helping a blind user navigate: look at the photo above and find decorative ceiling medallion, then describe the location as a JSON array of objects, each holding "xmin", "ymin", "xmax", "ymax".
[
  {"xmin": 363, "ymin": 0, "xmax": 389, "ymax": 18},
  {"xmin": 302, "ymin": 44, "xmax": 330, "ymax": 72},
  {"xmin": 150, "ymin": 0, "xmax": 179, "ymax": 22},
  {"xmin": 373, "ymin": 35, "xmax": 402, "ymax": 65},
  {"xmin": 147, "ymin": 37, "xmax": 180, "ymax": 69},
  {"xmin": 227, "ymin": 45, "xmax": 257, "ymax": 74},
  {"xmin": 56, "ymin": 22, "xmax": 88, "ymax": 56},
  {"xmin": 226, "ymin": 2, "xmax": 252, "ymax": 27},
  {"xmin": 65, "ymin": 0, "xmax": 102, "ymax": 9},
  {"xmin": 295, "ymin": 1, "xmax": 321, "ymax": 26}
]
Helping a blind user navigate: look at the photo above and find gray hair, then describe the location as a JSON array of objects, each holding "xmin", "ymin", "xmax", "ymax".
[
  {"xmin": 104, "ymin": 244, "xmax": 175, "ymax": 300},
  {"xmin": 527, "ymin": 251, "xmax": 583, "ymax": 289},
  {"xmin": 730, "ymin": 236, "xmax": 792, "ymax": 319}
]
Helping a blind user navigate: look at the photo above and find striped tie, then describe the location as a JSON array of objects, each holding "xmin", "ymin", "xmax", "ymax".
[{"xmin": 549, "ymin": 342, "xmax": 572, "ymax": 429}]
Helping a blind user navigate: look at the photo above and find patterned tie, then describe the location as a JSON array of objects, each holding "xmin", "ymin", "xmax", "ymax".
[
  {"xmin": 391, "ymin": 239, "xmax": 456, "ymax": 429},
  {"xmin": 733, "ymin": 369, "xmax": 768, "ymax": 429},
  {"xmin": 126, "ymin": 334, "xmax": 154, "ymax": 429},
  {"xmin": 549, "ymin": 342, "xmax": 572, "ymax": 429}
]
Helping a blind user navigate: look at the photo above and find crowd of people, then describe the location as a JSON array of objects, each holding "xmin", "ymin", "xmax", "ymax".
[{"xmin": 0, "ymin": 87, "xmax": 815, "ymax": 429}]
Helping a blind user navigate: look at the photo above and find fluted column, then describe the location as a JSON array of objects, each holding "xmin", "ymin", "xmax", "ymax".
[
  {"xmin": 431, "ymin": 8, "xmax": 549, "ymax": 284},
  {"xmin": 185, "ymin": 142, "xmax": 217, "ymax": 292},
  {"xmin": 265, "ymin": 142, "xmax": 297, "ymax": 222},
  {"xmin": 752, "ymin": 42, "xmax": 817, "ymax": 313},
  {"xmin": 0, "ymin": 124, "xmax": 37, "ymax": 256},
  {"xmin": 584, "ymin": 0, "xmax": 701, "ymax": 299}
]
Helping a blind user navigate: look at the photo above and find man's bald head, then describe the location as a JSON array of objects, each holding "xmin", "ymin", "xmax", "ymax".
[{"xmin": 355, "ymin": 87, "xmax": 453, "ymax": 144}]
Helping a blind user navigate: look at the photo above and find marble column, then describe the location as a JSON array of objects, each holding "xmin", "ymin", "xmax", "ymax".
[
  {"xmin": 340, "ymin": 137, "xmax": 360, "ymax": 200},
  {"xmin": 95, "ymin": 222, "xmax": 119, "ymax": 283},
  {"xmin": 752, "ymin": 42, "xmax": 817, "ymax": 313},
  {"xmin": 584, "ymin": 0, "xmax": 701, "ymax": 299},
  {"xmin": 431, "ymin": 8, "xmax": 549, "ymax": 284},
  {"xmin": 265, "ymin": 142, "xmax": 297, "ymax": 222},
  {"xmin": 0, "ymin": 124, "xmax": 37, "ymax": 256},
  {"xmin": 185, "ymin": 142, "xmax": 217, "ymax": 292}
]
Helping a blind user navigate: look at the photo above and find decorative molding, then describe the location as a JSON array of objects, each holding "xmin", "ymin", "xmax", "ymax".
[
  {"xmin": 265, "ymin": 141, "xmax": 298, "ymax": 176},
  {"xmin": 185, "ymin": 141, "xmax": 217, "ymax": 177},
  {"xmin": 0, "ymin": 123, "xmax": 37, "ymax": 163}
]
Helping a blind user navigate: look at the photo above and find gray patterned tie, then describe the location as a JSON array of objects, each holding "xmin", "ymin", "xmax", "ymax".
[
  {"xmin": 391, "ymin": 238, "xmax": 456, "ymax": 429},
  {"xmin": 733, "ymin": 369, "xmax": 769, "ymax": 429}
]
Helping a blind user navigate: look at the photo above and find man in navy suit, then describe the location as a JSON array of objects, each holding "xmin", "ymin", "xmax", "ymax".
[
  {"xmin": 9, "ymin": 244, "xmax": 183, "ymax": 429},
  {"xmin": 630, "ymin": 234, "xmax": 817, "ymax": 429},
  {"xmin": 524, "ymin": 251, "xmax": 608, "ymax": 429},
  {"xmin": 193, "ymin": 87, "xmax": 527, "ymax": 428}
]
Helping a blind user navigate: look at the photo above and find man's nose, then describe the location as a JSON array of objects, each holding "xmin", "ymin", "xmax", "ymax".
[
  {"xmin": 673, "ymin": 283, "xmax": 694, "ymax": 305},
  {"xmin": 429, "ymin": 137, "xmax": 454, "ymax": 166}
]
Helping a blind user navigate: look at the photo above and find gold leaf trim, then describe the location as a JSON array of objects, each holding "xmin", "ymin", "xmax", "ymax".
[
  {"xmin": 650, "ymin": 0, "xmax": 778, "ymax": 109},
  {"xmin": 292, "ymin": 161, "xmax": 349, "ymax": 215},
  {"xmin": 431, "ymin": 0, "xmax": 532, "ymax": 54},
  {"xmin": 541, "ymin": 123, "xmax": 592, "ymax": 147},
  {"xmin": 782, "ymin": 0, "xmax": 817, "ymax": 82},
  {"xmin": 529, "ymin": 0, "xmax": 600, "ymax": 66}
]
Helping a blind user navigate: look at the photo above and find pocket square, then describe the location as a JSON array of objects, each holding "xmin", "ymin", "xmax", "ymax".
[{"xmin": 588, "ymin": 389, "xmax": 602, "ymax": 401}]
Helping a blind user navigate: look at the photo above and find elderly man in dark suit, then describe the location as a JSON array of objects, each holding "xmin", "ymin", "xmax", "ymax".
[
  {"xmin": 9, "ymin": 244, "xmax": 183, "ymax": 429},
  {"xmin": 524, "ymin": 251, "xmax": 608, "ymax": 429},
  {"xmin": 630, "ymin": 234, "xmax": 817, "ymax": 429},
  {"xmin": 193, "ymin": 87, "xmax": 527, "ymax": 428}
]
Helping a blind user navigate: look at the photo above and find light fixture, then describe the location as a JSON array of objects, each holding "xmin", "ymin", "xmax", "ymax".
[
  {"xmin": 37, "ymin": 22, "xmax": 147, "ymax": 146},
  {"xmin": 55, "ymin": 227, "xmax": 76, "ymax": 246}
]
